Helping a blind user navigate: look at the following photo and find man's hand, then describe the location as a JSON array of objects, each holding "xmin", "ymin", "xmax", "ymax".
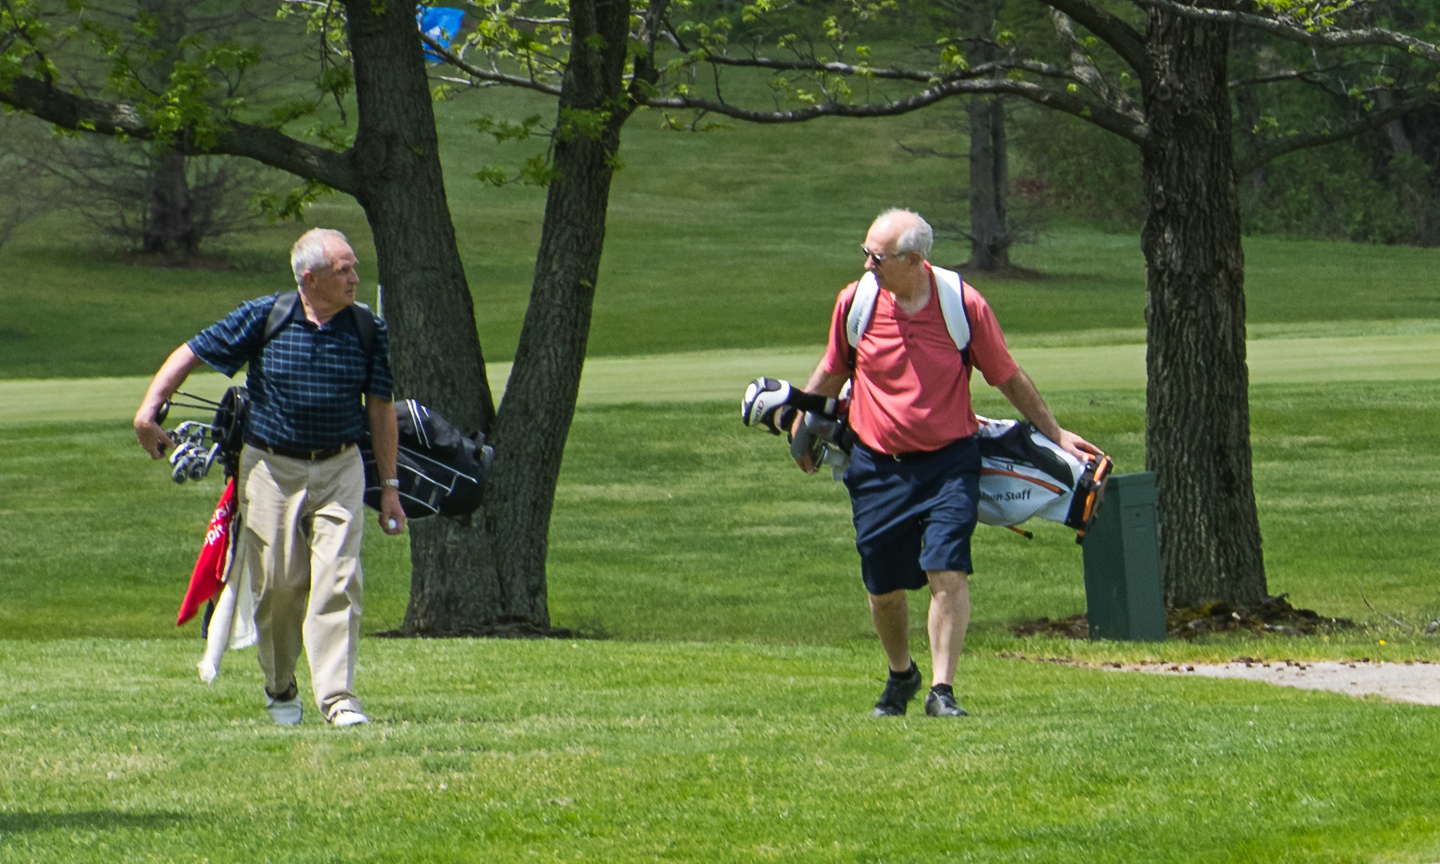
[
  {"xmin": 135, "ymin": 345, "xmax": 204, "ymax": 460},
  {"xmin": 1053, "ymin": 428, "xmax": 1103, "ymax": 462},
  {"xmin": 996, "ymin": 368, "xmax": 1101, "ymax": 462},
  {"xmin": 378, "ymin": 487, "xmax": 406, "ymax": 535},
  {"xmin": 793, "ymin": 365, "xmax": 848, "ymax": 475},
  {"xmin": 792, "ymin": 410, "xmax": 818, "ymax": 474},
  {"xmin": 135, "ymin": 416, "xmax": 176, "ymax": 460}
]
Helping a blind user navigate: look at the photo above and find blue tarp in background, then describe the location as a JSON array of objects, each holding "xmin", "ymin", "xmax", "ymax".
[{"xmin": 418, "ymin": 7, "xmax": 465, "ymax": 62}]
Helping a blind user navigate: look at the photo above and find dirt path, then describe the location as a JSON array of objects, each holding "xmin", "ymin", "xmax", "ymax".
[{"xmin": 1108, "ymin": 659, "xmax": 1440, "ymax": 705}]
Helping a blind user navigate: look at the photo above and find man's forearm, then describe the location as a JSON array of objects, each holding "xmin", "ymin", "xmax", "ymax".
[
  {"xmin": 996, "ymin": 368, "xmax": 1100, "ymax": 460},
  {"xmin": 996, "ymin": 369, "xmax": 1063, "ymax": 441},
  {"xmin": 366, "ymin": 397, "xmax": 407, "ymax": 534},
  {"xmin": 803, "ymin": 359, "xmax": 848, "ymax": 399},
  {"xmin": 366, "ymin": 398, "xmax": 400, "ymax": 482},
  {"xmin": 135, "ymin": 345, "xmax": 204, "ymax": 428}
]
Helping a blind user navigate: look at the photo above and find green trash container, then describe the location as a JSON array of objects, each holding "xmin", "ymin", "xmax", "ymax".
[{"xmin": 1081, "ymin": 472, "xmax": 1165, "ymax": 642}]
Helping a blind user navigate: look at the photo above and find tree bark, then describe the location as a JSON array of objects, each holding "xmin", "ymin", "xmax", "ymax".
[
  {"xmin": 968, "ymin": 96, "xmax": 1010, "ymax": 270},
  {"xmin": 143, "ymin": 147, "xmax": 196, "ymax": 254},
  {"xmin": 483, "ymin": 0, "xmax": 636, "ymax": 627},
  {"xmin": 1139, "ymin": 6, "xmax": 1267, "ymax": 607},
  {"xmin": 961, "ymin": 0, "xmax": 1010, "ymax": 271},
  {"xmin": 340, "ymin": 0, "xmax": 508, "ymax": 635}
]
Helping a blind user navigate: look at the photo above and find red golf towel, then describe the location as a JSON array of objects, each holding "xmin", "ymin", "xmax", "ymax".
[{"xmin": 178, "ymin": 478, "xmax": 237, "ymax": 626}]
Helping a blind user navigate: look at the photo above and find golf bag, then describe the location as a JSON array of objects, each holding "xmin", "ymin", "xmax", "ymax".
[
  {"xmin": 160, "ymin": 388, "xmax": 492, "ymax": 520},
  {"xmin": 742, "ymin": 377, "xmax": 1113, "ymax": 542},
  {"xmin": 361, "ymin": 399, "xmax": 493, "ymax": 519},
  {"xmin": 972, "ymin": 416, "xmax": 1112, "ymax": 540}
]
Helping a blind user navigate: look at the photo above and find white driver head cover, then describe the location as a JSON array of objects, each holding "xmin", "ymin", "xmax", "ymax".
[{"xmin": 741, "ymin": 378, "xmax": 792, "ymax": 434}]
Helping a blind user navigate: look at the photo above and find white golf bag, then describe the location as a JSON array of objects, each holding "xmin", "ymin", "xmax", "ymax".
[
  {"xmin": 742, "ymin": 377, "xmax": 1113, "ymax": 542},
  {"xmin": 973, "ymin": 416, "xmax": 1112, "ymax": 540}
]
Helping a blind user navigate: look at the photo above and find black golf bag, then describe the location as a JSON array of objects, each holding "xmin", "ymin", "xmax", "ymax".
[
  {"xmin": 360, "ymin": 399, "xmax": 493, "ymax": 519},
  {"xmin": 161, "ymin": 388, "xmax": 491, "ymax": 520}
]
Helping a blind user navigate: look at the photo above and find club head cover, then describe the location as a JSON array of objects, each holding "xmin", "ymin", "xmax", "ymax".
[{"xmin": 741, "ymin": 377, "xmax": 792, "ymax": 435}]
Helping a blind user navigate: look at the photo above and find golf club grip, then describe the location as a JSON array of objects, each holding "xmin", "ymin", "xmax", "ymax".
[{"xmin": 786, "ymin": 390, "xmax": 836, "ymax": 417}]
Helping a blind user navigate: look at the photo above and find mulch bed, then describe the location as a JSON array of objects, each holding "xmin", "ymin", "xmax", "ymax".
[{"xmin": 1010, "ymin": 594, "xmax": 1356, "ymax": 641}]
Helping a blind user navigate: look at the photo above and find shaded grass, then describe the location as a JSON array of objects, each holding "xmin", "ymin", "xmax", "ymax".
[
  {"xmin": 4, "ymin": 381, "xmax": 1439, "ymax": 662},
  {"xmin": 3, "ymin": 83, "xmax": 1439, "ymax": 378},
  {"xmin": 1, "ymin": 638, "xmax": 1439, "ymax": 863}
]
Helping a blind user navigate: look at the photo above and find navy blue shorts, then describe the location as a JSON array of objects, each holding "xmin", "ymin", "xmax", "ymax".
[{"xmin": 843, "ymin": 436, "xmax": 980, "ymax": 596}]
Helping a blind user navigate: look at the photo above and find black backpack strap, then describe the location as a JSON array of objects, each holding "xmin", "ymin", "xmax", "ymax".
[
  {"xmin": 258, "ymin": 291, "xmax": 378, "ymax": 358},
  {"xmin": 349, "ymin": 303, "xmax": 379, "ymax": 394},
  {"xmin": 247, "ymin": 291, "xmax": 300, "ymax": 376},
  {"xmin": 264, "ymin": 291, "xmax": 300, "ymax": 346},
  {"xmin": 350, "ymin": 303, "xmax": 378, "ymax": 357}
]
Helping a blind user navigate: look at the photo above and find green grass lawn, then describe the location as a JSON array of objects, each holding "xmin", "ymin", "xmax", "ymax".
[
  {"xmin": 3, "ymin": 637, "xmax": 1439, "ymax": 864},
  {"xmin": 4, "ymin": 377, "xmax": 1439, "ymax": 657}
]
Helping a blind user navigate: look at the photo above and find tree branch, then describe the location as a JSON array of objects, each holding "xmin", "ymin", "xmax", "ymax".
[
  {"xmin": 421, "ymin": 31, "xmax": 564, "ymax": 96},
  {"xmin": 648, "ymin": 77, "xmax": 1151, "ymax": 145},
  {"xmin": 1237, "ymin": 89, "xmax": 1440, "ymax": 174},
  {"xmin": 698, "ymin": 53, "xmax": 1071, "ymax": 84},
  {"xmin": 1052, "ymin": 9, "xmax": 1144, "ymax": 124},
  {"xmin": 0, "ymin": 75, "xmax": 359, "ymax": 193},
  {"xmin": 896, "ymin": 143, "xmax": 967, "ymax": 159},
  {"xmin": 1037, "ymin": 0, "xmax": 1146, "ymax": 73},
  {"xmin": 1129, "ymin": 0, "xmax": 1440, "ymax": 62},
  {"xmin": 1229, "ymin": 60, "xmax": 1381, "ymax": 90}
]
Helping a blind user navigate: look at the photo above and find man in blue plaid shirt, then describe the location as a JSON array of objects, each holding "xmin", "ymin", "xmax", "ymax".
[{"xmin": 135, "ymin": 228, "xmax": 406, "ymax": 728}]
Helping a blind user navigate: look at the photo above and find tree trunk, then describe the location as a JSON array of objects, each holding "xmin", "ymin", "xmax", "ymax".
[
  {"xmin": 962, "ymin": 0, "xmax": 1010, "ymax": 272},
  {"xmin": 137, "ymin": 0, "xmax": 195, "ymax": 256},
  {"xmin": 342, "ymin": 0, "xmax": 509, "ymax": 635},
  {"xmin": 968, "ymin": 96, "xmax": 1010, "ymax": 271},
  {"xmin": 142, "ymin": 147, "xmax": 194, "ymax": 254},
  {"xmin": 483, "ymin": 0, "xmax": 635, "ymax": 627},
  {"xmin": 1140, "ymin": 7, "xmax": 1267, "ymax": 607}
]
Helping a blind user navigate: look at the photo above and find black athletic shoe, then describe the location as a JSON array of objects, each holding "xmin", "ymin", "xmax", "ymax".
[
  {"xmin": 872, "ymin": 662, "xmax": 922, "ymax": 717},
  {"xmin": 924, "ymin": 685, "xmax": 968, "ymax": 717}
]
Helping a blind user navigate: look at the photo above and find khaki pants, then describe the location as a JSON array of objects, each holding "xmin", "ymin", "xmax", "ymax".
[{"xmin": 237, "ymin": 445, "xmax": 365, "ymax": 720}]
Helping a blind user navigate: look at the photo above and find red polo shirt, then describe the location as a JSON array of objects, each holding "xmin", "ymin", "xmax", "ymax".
[{"xmin": 822, "ymin": 266, "xmax": 1019, "ymax": 454}]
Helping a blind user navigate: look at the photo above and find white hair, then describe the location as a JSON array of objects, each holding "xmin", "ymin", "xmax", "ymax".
[
  {"xmin": 878, "ymin": 208, "xmax": 933, "ymax": 260},
  {"xmin": 291, "ymin": 228, "xmax": 349, "ymax": 287}
]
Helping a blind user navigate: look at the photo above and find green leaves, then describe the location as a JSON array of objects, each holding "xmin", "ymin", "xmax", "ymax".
[
  {"xmin": 474, "ymin": 114, "xmax": 547, "ymax": 144},
  {"xmin": 254, "ymin": 179, "xmax": 333, "ymax": 222}
]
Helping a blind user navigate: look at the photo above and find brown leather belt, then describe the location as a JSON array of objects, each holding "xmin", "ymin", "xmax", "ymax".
[{"xmin": 244, "ymin": 436, "xmax": 353, "ymax": 462}]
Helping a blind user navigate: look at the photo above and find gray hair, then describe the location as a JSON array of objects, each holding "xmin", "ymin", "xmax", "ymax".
[
  {"xmin": 291, "ymin": 228, "xmax": 349, "ymax": 287},
  {"xmin": 878, "ymin": 208, "xmax": 933, "ymax": 260}
]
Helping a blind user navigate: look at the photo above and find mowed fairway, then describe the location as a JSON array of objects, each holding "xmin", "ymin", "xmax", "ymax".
[
  {"xmin": 5, "ymin": 326, "xmax": 1439, "ymax": 421},
  {"xmin": 3, "ymin": 638, "xmax": 1440, "ymax": 864}
]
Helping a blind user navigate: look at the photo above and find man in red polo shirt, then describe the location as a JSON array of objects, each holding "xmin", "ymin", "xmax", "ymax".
[{"xmin": 796, "ymin": 209, "xmax": 1099, "ymax": 717}]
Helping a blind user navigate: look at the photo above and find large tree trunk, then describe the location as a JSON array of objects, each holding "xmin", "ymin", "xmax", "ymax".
[
  {"xmin": 483, "ymin": 0, "xmax": 635, "ymax": 627},
  {"xmin": 961, "ymin": 0, "xmax": 1011, "ymax": 272},
  {"xmin": 136, "ymin": 0, "xmax": 196, "ymax": 256},
  {"xmin": 1140, "ymin": 7, "xmax": 1267, "ymax": 607},
  {"xmin": 142, "ymin": 147, "xmax": 195, "ymax": 254},
  {"xmin": 968, "ymin": 95, "xmax": 1010, "ymax": 271},
  {"xmin": 342, "ymin": 0, "xmax": 508, "ymax": 634}
]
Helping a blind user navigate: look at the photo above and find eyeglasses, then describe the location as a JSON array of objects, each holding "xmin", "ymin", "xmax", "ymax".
[{"xmin": 861, "ymin": 246, "xmax": 890, "ymax": 263}]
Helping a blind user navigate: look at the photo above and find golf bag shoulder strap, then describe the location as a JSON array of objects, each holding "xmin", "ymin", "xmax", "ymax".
[
  {"xmin": 843, "ymin": 266, "xmax": 971, "ymax": 368},
  {"xmin": 259, "ymin": 291, "xmax": 379, "ymax": 358},
  {"xmin": 263, "ymin": 291, "xmax": 300, "ymax": 346}
]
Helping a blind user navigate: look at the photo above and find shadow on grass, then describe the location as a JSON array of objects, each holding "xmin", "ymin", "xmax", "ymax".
[{"xmin": 0, "ymin": 810, "xmax": 192, "ymax": 834}]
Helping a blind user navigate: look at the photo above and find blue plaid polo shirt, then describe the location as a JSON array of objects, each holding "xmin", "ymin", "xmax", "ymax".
[{"xmin": 189, "ymin": 293, "xmax": 394, "ymax": 449}]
